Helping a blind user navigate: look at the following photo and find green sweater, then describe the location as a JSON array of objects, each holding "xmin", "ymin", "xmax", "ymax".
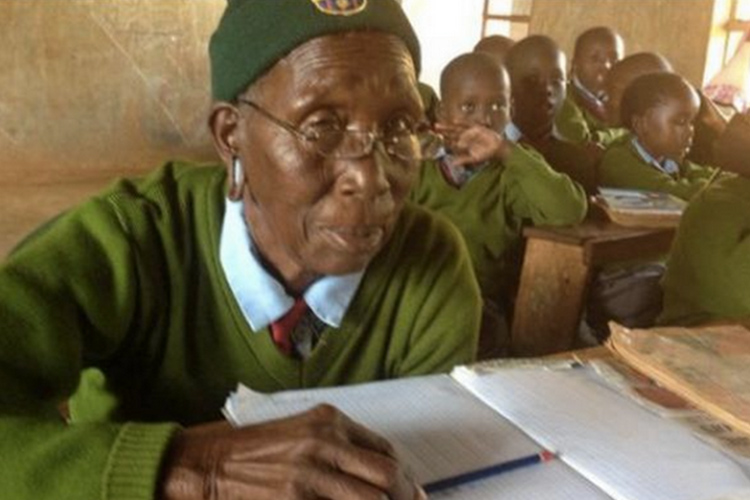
[
  {"xmin": 555, "ymin": 90, "xmax": 626, "ymax": 147},
  {"xmin": 659, "ymin": 174, "xmax": 750, "ymax": 326},
  {"xmin": 409, "ymin": 143, "xmax": 587, "ymax": 315},
  {"xmin": 599, "ymin": 134, "xmax": 716, "ymax": 201},
  {"xmin": 0, "ymin": 162, "xmax": 481, "ymax": 500}
]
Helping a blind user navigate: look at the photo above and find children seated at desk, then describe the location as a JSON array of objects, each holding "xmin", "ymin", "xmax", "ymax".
[
  {"xmin": 599, "ymin": 72, "xmax": 717, "ymax": 201},
  {"xmin": 659, "ymin": 111, "xmax": 750, "ymax": 326},
  {"xmin": 556, "ymin": 26, "xmax": 625, "ymax": 148},
  {"xmin": 409, "ymin": 52, "xmax": 587, "ymax": 359},
  {"xmin": 504, "ymin": 34, "xmax": 599, "ymax": 194}
]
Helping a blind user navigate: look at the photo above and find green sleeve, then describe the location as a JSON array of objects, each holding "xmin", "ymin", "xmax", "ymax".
[
  {"xmin": 599, "ymin": 139, "xmax": 714, "ymax": 201},
  {"xmin": 0, "ymin": 198, "xmax": 179, "ymax": 500},
  {"xmin": 659, "ymin": 176, "xmax": 750, "ymax": 325},
  {"xmin": 503, "ymin": 144, "xmax": 588, "ymax": 226},
  {"xmin": 591, "ymin": 127, "xmax": 628, "ymax": 148}
]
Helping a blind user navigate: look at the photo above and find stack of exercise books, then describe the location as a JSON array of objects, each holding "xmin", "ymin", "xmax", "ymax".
[{"xmin": 607, "ymin": 321, "xmax": 750, "ymax": 439}]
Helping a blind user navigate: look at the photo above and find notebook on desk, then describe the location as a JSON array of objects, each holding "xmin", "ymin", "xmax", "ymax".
[
  {"xmin": 224, "ymin": 362, "xmax": 750, "ymax": 499},
  {"xmin": 594, "ymin": 187, "xmax": 686, "ymax": 228}
]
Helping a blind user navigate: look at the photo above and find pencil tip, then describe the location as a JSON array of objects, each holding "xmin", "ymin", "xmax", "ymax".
[{"xmin": 540, "ymin": 450, "xmax": 557, "ymax": 462}]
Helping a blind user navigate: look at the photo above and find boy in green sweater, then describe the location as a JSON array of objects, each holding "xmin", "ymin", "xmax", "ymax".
[
  {"xmin": 556, "ymin": 26, "xmax": 625, "ymax": 148},
  {"xmin": 0, "ymin": 1, "xmax": 481, "ymax": 499},
  {"xmin": 599, "ymin": 72, "xmax": 717, "ymax": 201},
  {"xmin": 504, "ymin": 35, "xmax": 600, "ymax": 194},
  {"xmin": 410, "ymin": 52, "xmax": 587, "ymax": 359}
]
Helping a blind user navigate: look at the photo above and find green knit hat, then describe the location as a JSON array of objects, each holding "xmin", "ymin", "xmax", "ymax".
[{"xmin": 209, "ymin": 0, "xmax": 421, "ymax": 101}]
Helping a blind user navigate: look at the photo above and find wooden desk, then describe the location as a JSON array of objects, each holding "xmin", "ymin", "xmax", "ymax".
[{"xmin": 510, "ymin": 218, "xmax": 676, "ymax": 357}]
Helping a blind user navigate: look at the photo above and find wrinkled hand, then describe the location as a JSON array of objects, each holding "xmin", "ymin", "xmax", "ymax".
[
  {"xmin": 159, "ymin": 404, "xmax": 427, "ymax": 500},
  {"xmin": 434, "ymin": 123, "xmax": 510, "ymax": 167}
]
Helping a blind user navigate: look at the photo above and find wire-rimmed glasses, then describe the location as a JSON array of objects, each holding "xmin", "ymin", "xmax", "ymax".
[{"xmin": 237, "ymin": 98, "xmax": 442, "ymax": 161}]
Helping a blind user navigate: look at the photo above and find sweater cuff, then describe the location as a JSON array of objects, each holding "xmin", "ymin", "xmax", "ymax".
[{"xmin": 103, "ymin": 422, "xmax": 180, "ymax": 500}]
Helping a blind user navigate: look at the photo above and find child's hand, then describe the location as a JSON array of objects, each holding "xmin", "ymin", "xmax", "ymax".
[{"xmin": 434, "ymin": 123, "xmax": 510, "ymax": 167}]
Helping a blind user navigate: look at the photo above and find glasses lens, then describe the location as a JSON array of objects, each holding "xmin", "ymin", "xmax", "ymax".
[
  {"xmin": 312, "ymin": 128, "xmax": 443, "ymax": 161},
  {"xmin": 385, "ymin": 131, "xmax": 422, "ymax": 160},
  {"xmin": 309, "ymin": 129, "xmax": 344, "ymax": 157}
]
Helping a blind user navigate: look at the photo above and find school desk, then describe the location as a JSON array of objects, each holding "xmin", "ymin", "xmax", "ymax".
[{"xmin": 510, "ymin": 217, "xmax": 676, "ymax": 357}]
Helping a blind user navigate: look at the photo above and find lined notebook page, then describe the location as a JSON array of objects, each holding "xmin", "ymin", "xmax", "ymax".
[
  {"xmin": 453, "ymin": 365, "xmax": 750, "ymax": 500},
  {"xmin": 224, "ymin": 374, "xmax": 610, "ymax": 499}
]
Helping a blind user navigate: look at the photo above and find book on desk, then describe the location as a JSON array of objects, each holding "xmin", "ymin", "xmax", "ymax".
[
  {"xmin": 223, "ymin": 330, "xmax": 750, "ymax": 500},
  {"xmin": 594, "ymin": 187, "xmax": 687, "ymax": 228}
]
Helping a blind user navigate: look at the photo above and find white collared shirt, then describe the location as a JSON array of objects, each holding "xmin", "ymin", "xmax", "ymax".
[
  {"xmin": 219, "ymin": 198, "xmax": 365, "ymax": 332},
  {"xmin": 572, "ymin": 75, "xmax": 606, "ymax": 107},
  {"xmin": 631, "ymin": 137, "xmax": 680, "ymax": 176}
]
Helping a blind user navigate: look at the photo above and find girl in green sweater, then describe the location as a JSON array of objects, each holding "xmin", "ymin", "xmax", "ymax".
[{"xmin": 599, "ymin": 72, "xmax": 717, "ymax": 201}]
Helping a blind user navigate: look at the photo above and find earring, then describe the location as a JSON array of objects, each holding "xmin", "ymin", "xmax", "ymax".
[{"xmin": 232, "ymin": 156, "xmax": 244, "ymax": 188}]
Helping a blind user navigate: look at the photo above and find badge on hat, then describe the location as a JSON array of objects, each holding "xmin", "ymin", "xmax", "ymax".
[{"xmin": 310, "ymin": 0, "xmax": 367, "ymax": 16}]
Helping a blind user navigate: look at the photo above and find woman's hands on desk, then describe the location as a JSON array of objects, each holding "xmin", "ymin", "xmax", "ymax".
[{"xmin": 159, "ymin": 404, "xmax": 427, "ymax": 500}]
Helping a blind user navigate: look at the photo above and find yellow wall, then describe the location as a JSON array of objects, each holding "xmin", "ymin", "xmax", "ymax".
[
  {"xmin": 529, "ymin": 0, "xmax": 716, "ymax": 86},
  {"xmin": 0, "ymin": 1, "xmax": 224, "ymax": 184}
]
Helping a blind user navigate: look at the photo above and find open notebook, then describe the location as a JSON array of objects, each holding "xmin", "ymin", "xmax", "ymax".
[{"xmin": 224, "ymin": 363, "xmax": 750, "ymax": 499}]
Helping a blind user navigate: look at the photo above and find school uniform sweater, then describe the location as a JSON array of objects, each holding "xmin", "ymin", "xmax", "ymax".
[
  {"xmin": 599, "ymin": 134, "xmax": 716, "ymax": 201},
  {"xmin": 555, "ymin": 90, "xmax": 626, "ymax": 147},
  {"xmin": 0, "ymin": 162, "xmax": 480, "ymax": 500},
  {"xmin": 409, "ymin": 143, "xmax": 587, "ymax": 322},
  {"xmin": 659, "ymin": 174, "xmax": 750, "ymax": 326}
]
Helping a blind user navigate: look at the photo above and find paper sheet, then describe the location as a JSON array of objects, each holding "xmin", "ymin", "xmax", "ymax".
[
  {"xmin": 453, "ymin": 365, "xmax": 750, "ymax": 500},
  {"xmin": 224, "ymin": 374, "xmax": 610, "ymax": 499}
]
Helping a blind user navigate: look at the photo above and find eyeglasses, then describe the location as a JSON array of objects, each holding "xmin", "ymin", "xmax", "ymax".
[{"xmin": 237, "ymin": 98, "xmax": 442, "ymax": 161}]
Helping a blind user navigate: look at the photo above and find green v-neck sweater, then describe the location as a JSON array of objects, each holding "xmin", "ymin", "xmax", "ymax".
[
  {"xmin": 599, "ymin": 134, "xmax": 717, "ymax": 201},
  {"xmin": 409, "ymin": 143, "xmax": 587, "ymax": 311},
  {"xmin": 555, "ymin": 90, "xmax": 626, "ymax": 147},
  {"xmin": 0, "ymin": 162, "xmax": 480, "ymax": 500}
]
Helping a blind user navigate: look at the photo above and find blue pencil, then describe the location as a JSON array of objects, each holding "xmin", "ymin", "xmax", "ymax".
[{"xmin": 422, "ymin": 449, "xmax": 557, "ymax": 494}]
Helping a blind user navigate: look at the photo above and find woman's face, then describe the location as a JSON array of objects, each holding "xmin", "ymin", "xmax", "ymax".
[{"xmin": 231, "ymin": 32, "xmax": 423, "ymax": 291}]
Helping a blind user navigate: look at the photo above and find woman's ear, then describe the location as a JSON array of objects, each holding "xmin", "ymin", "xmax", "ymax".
[
  {"xmin": 208, "ymin": 102, "xmax": 241, "ymax": 167},
  {"xmin": 209, "ymin": 102, "xmax": 245, "ymax": 200}
]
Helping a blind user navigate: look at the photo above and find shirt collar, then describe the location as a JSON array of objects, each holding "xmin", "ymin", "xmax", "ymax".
[
  {"xmin": 572, "ymin": 75, "xmax": 605, "ymax": 106},
  {"xmin": 219, "ymin": 198, "xmax": 365, "ymax": 331},
  {"xmin": 631, "ymin": 136, "xmax": 680, "ymax": 175},
  {"xmin": 504, "ymin": 122, "xmax": 524, "ymax": 143}
]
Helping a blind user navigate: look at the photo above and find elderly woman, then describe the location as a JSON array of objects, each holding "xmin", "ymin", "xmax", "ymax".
[{"xmin": 0, "ymin": 1, "xmax": 481, "ymax": 499}]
